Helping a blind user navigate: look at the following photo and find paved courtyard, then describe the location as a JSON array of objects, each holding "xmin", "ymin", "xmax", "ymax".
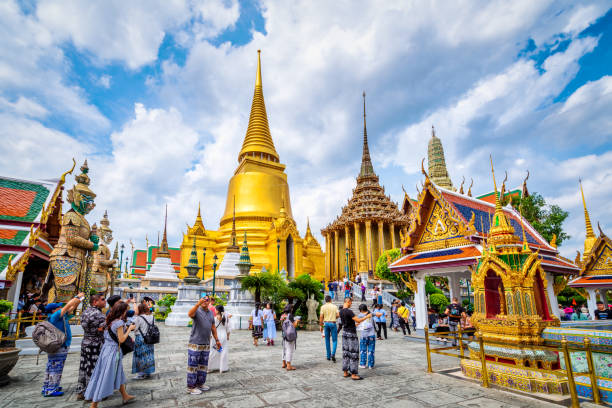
[{"xmin": 1, "ymin": 324, "xmax": 590, "ymax": 408}]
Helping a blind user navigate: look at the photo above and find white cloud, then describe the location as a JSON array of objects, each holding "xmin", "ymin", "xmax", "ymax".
[
  {"xmin": 97, "ymin": 74, "xmax": 111, "ymax": 89},
  {"xmin": 0, "ymin": 96, "xmax": 49, "ymax": 118}
]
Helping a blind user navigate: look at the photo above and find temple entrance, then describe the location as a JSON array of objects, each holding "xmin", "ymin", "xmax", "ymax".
[
  {"xmin": 286, "ymin": 234, "xmax": 294, "ymax": 279},
  {"xmin": 484, "ymin": 270, "xmax": 505, "ymax": 318}
]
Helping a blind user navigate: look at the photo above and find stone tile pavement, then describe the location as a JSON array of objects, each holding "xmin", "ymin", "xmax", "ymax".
[{"xmin": 1, "ymin": 323, "xmax": 577, "ymax": 407}]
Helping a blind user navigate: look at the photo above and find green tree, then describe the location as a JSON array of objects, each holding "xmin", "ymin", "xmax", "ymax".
[
  {"xmin": 240, "ymin": 271, "xmax": 276, "ymax": 303},
  {"xmin": 289, "ymin": 274, "xmax": 324, "ymax": 318},
  {"xmin": 374, "ymin": 248, "xmax": 403, "ymax": 286},
  {"xmin": 511, "ymin": 192, "xmax": 570, "ymax": 246},
  {"xmin": 430, "ymin": 293, "xmax": 449, "ymax": 312}
]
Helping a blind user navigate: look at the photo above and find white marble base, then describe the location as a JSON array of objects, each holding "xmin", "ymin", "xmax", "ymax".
[
  {"xmin": 225, "ymin": 277, "xmax": 255, "ymax": 330},
  {"xmin": 165, "ymin": 284, "xmax": 204, "ymax": 326},
  {"xmin": 145, "ymin": 257, "xmax": 179, "ymax": 281}
]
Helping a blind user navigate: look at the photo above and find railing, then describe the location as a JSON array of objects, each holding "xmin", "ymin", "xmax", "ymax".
[
  {"xmin": 1, "ymin": 310, "xmax": 83, "ymax": 343},
  {"xmin": 423, "ymin": 327, "xmax": 609, "ymax": 407},
  {"xmin": 381, "ymin": 290, "xmax": 399, "ymax": 307}
]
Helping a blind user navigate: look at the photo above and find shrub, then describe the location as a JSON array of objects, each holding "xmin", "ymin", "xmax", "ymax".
[
  {"xmin": 0, "ymin": 300, "xmax": 12, "ymax": 314},
  {"xmin": 557, "ymin": 295, "xmax": 567, "ymax": 306},
  {"xmin": 430, "ymin": 293, "xmax": 449, "ymax": 312},
  {"xmin": 395, "ymin": 290, "xmax": 412, "ymax": 301}
]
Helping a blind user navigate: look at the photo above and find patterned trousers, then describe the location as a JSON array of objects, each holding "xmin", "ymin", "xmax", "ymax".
[
  {"xmin": 187, "ymin": 344, "xmax": 210, "ymax": 389},
  {"xmin": 76, "ymin": 340, "xmax": 102, "ymax": 394},
  {"xmin": 359, "ymin": 335, "xmax": 376, "ymax": 368},
  {"xmin": 43, "ymin": 347, "xmax": 68, "ymax": 395},
  {"xmin": 342, "ymin": 332, "xmax": 359, "ymax": 375}
]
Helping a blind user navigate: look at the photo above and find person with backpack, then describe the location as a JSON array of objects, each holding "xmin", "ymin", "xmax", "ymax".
[
  {"xmin": 76, "ymin": 294, "xmax": 107, "ymax": 400},
  {"xmin": 397, "ymin": 301, "xmax": 411, "ymax": 336},
  {"xmin": 444, "ymin": 297, "xmax": 465, "ymax": 346},
  {"xmin": 38, "ymin": 292, "xmax": 83, "ymax": 397},
  {"xmin": 280, "ymin": 304, "xmax": 299, "ymax": 371},
  {"xmin": 208, "ymin": 305, "xmax": 231, "ymax": 373},
  {"xmin": 132, "ymin": 303, "xmax": 156, "ymax": 379},
  {"xmin": 84, "ymin": 301, "xmax": 136, "ymax": 407}
]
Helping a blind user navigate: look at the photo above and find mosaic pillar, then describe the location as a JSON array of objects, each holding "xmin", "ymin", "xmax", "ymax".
[
  {"xmin": 324, "ymin": 233, "xmax": 330, "ymax": 281},
  {"xmin": 378, "ymin": 222, "xmax": 384, "ymax": 257},
  {"xmin": 344, "ymin": 225, "xmax": 350, "ymax": 279},
  {"xmin": 365, "ymin": 220, "xmax": 373, "ymax": 273},
  {"xmin": 334, "ymin": 230, "xmax": 339, "ymax": 281},
  {"xmin": 354, "ymin": 222, "xmax": 360, "ymax": 274},
  {"xmin": 390, "ymin": 223, "xmax": 396, "ymax": 249}
]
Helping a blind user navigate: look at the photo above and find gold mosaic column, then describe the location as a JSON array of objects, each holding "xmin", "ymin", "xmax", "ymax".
[
  {"xmin": 344, "ymin": 225, "xmax": 350, "ymax": 279},
  {"xmin": 378, "ymin": 222, "xmax": 384, "ymax": 257},
  {"xmin": 324, "ymin": 233, "xmax": 330, "ymax": 281},
  {"xmin": 365, "ymin": 220, "xmax": 373, "ymax": 272},
  {"xmin": 354, "ymin": 222, "xmax": 360, "ymax": 275},
  {"xmin": 390, "ymin": 223, "xmax": 396, "ymax": 249},
  {"xmin": 334, "ymin": 230, "xmax": 339, "ymax": 281}
]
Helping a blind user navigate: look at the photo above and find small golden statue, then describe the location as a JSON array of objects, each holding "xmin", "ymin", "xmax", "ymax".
[
  {"xmin": 48, "ymin": 160, "xmax": 98, "ymax": 302},
  {"xmin": 91, "ymin": 211, "xmax": 116, "ymax": 295}
]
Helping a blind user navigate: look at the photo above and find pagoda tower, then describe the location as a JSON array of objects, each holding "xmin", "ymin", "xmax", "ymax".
[
  {"xmin": 579, "ymin": 179, "xmax": 597, "ymax": 262},
  {"xmin": 322, "ymin": 93, "xmax": 410, "ymax": 280},
  {"xmin": 146, "ymin": 206, "xmax": 178, "ymax": 281},
  {"xmin": 427, "ymin": 126, "xmax": 454, "ymax": 190},
  {"xmin": 180, "ymin": 51, "xmax": 324, "ymax": 281}
]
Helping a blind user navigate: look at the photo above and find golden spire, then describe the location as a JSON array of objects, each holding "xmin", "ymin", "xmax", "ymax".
[
  {"xmin": 580, "ymin": 178, "xmax": 596, "ymax": 257},
  {"xmin": 238, "ymin": 50, "xmax": 279, "ymax": 163},
  {"xmin": 158, "ymin": 204, "xmax": 170, "ymax": 258},
  {"xmin": 487, "ymin": 156, "xmax": 516, "ymax": 247},
  {"xmin": 227, "ymin": 196, "xmax": 239, "ymax": 253},
  {"xmin": 359, "ymin": 91, "xmax": 376, "ymax": 178}
]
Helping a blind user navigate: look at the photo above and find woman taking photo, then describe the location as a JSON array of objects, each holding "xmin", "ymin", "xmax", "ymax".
[
  {"xmin": 132, "ymin": 303, "xmax": 156, "ymax": 379},
  {"xmin": 84, "ymin": 301, "xmax": 136, "ymax": 407},
  {"xmin": 208, "ymin": 305, "xmax": 230, "ymax": 373},
  {"xmin": 249, "ymin": 303, "xmax": 263, "ymax": 346}
]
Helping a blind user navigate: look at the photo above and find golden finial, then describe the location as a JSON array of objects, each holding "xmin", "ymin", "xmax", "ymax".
[
  {"xmin": 549, "ymin": 234, "xmax": 557, "ymax": 248},
  {"xmin": 421, "ymin": 158, "xmax": 429, "ymax": 179},
  {"xmin": 467, "ymin": 178, "xmax": 473, "ymax": 197},
  {"xmin": 60, "ymin": 158, "xmax": 76, "ymax": 184},
  {"xmin": 256, "ymin": 49, "xmax": 262, "ymax": 87},
  {"xmin": 415, "ymin": 183, "xmax": 420, "ymax": 195},
  {"xmin": 519, "ymin": 201, "xmax": 530, "ymax": 252},
  {"xmin": 598, "ymin": 221, "xmax": 607, "ymax": 238},
  {"xmin": 145, "ymin": 234, "xmax": 149, "ymax": 248},
  {"xmin": 579, "ymin": 178, "xmax": 595, "ymax": 239},
  {"xmin": 431, "ymin": 125, "xmax": 435, "ymax": 138},
  {"xmin": 459, "ymin": 177, "xmax": 465, "ymax": 194},
  {"xmin": 522, "ymin": 170, "xmax": 530, "ymax": 198},
  {"xmin": 489, "ymin": 154, "xmax": 498, "ymax": 195}
]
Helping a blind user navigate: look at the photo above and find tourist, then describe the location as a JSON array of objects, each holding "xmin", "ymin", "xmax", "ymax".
[
  {"xmin": 374, "ymin": 304, "xmax": 387, "ymax": 340},
  {"xmin": 186, "ymin": 296, "xmax": 222, "ymax": 395},
  {"xmin": 280, "ymin": 304, "xmax": 299, "ymax": 370},
  {"xmin": 390, "ymin": 300, "xmax": 399, "ymax": 331},
  {"xmin": 319, "ymin": 295, "xmax": 339, "ymax": 362},
  {"xmin": 435, "ymin": 313, "xmax": 450, "ymax": 343},
  {"xmin": 444, "ymin": 297, "xmax": 465, "ymax": 346},
  {"xmin": 580, "ymin": 303, "xmax": 589, "ymax": 318},
  {"xmin": 250, "ymin": 303, "xmax": 264, "ymax": 346},
  {"xmin": 107, "ymin": 295, "xmax": 136, "ymax": 318},
  {"xmin": 76, "ymin": 294, "xmax": 107, "ymax": 400},
  {"xmin": 558, "ymin": 304, "xmax": 566, "ymax": 319},
  {"xmin": 132, "ymin": 303, "xmax": 156, "ymax": 379},
  {"xmin": 411, "ymin": 303, "xmax": 417, "ymax": 330},
  {"xmin": 357, "ymin": 304, "xmax": 376, "ymax": 369},
  {"xmin": 595, "ymin": 301, "xmax": 610, "ymax": 320},
  {"xmin": 371, "ymin": 286, "xmax": 378, "ymax": 307},
  {"xmin": 428, "ymin": 308, "xmax": 438, "ymax": 328},
  {"xmin": 41, "ymin": 293, "xmax": 84, "ymax": 397},
  {"xmin": 262, "ymin": 302, "xmax": 276, "ymax": 346},
  {"xmin": 208, "ymin": 305, "xmax": 230, "ymax": 373},
  {"xmin": 328, "ymin": 280, "xmax": 335, "ymax": 301},
  {"xmin": 360, "ymin": 283, "xmax": 366, "ymax": 301},
  {"xmin": 339, "ymin": 296, "xmax": 373, "ymax": 380},
  {"xmin": 84, "ymin": 301, "xmax": 136, "ymax": 407},
  {"xmin": 397, "ymin": 301, "xmax": 411, "ymax": 336},
  {"xmin": 344, "ymin": 281, "xmax": 351, "ymax": 299}
]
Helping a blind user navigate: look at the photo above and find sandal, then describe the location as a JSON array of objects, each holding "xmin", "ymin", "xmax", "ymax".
[
  {"xmin": 351, "ymin": 376, "xmax": 363, "ymax": 380},
  {"xmin": 286, "ymin": 366, "xmax": 296, "ymax": 371},
  {"xmin": 122, "ymin": 396, "xmax": 136, "ymax": 405}
]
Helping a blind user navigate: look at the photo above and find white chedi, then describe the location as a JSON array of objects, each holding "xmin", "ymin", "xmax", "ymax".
[{"xmin": 145, "ymin": 256, "xmax": 179, "ymax": 281}]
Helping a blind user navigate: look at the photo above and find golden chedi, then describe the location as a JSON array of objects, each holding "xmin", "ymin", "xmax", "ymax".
[{"xmin": 180, "ymin": 51, "xmax": 324, "ymax": 281}]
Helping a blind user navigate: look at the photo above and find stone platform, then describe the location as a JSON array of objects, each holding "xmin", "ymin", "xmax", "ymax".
[{"xmin": 1, "ymin": 324, "xmax": 579, "ymax": 407}]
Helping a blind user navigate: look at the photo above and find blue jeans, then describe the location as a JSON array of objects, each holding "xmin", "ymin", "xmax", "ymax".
[
  {"xmin": 324, "ymin": 322, "xmax": 338, "ymax": 359},
  {"xmin": 344, "ymin": 289, "xmax": 350, "ymax": 299},
  {"xmin": 359, "ymin": 335, "xmax": 375, "ymax": 368},
  {"xmin": 329, "ymin": 290, "xmax": 335, "ymax": 301}
]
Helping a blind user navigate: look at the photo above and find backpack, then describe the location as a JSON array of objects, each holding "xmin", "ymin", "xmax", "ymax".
[
  {"xmin": 32, "ymin": 319, "xmax": 66, "ymax": 353},
  {"xmin": 138, "ymin": 316, "xmax": 160, "ymax": 345},
  {"xmin": 282, "ymin": 318, "xmax": 297, "ymax": 342},
  {"xmin": 449, "ymin": 304, "xmax": 461, "ymax": 318}
]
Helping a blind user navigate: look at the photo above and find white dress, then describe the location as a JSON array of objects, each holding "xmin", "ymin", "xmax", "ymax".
[{"xmin": 208, "ymin": 315, "xmax": 230, "ymax": 373}]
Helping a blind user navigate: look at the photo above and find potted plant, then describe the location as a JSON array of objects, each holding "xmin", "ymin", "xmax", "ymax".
[{"xmin": 0, "ymin": 300, "xmax": 20, "ymax": 386}]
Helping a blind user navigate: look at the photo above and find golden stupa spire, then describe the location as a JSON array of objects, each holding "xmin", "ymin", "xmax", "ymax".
[
  {"xmin": 359, "ymin": 91, "xmax": 376, "ymax": 178},
  {"xmin": 238, "ymin": 50, "xmax": 279, "ymax": 163},
  {"xmin": 579, "ymin": 178, "xmax": 596, "ymax": 257},
  {"xmin": 158, "ymin": 204, "xmax": 170, "ymax": 258}
]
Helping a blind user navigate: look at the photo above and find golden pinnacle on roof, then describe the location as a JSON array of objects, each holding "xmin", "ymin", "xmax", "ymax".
[
  {"xmin": 238, "ymin": 50, "xmax": 279, "ymax": 163},
  {"xmin": 227, "ymin": 196, "xmax": 240, "ymax": 253},
  {"xmin": 427, "ymin": 126, "xmax": 453, "ymax": 190},
  {"xmin": 487, "ymin": 155, "xmax": 517, "ymax": 248},
  {"xmin": 579, "ymin": 178, "xmax": 597, "ymax": 258},
  {"xmin": 359, "ymin": 91, "xmax": 375, "ymax": 178}
]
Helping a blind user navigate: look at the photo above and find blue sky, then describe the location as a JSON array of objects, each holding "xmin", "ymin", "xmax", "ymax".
[{"xmin": 1, "ymin": 0, "xmax": 611, "ymax": 261}]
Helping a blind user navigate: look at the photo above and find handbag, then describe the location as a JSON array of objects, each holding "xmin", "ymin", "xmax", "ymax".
[{"xmin": 108, "ymin": 324, "xmax": 134, "ymax": 355}]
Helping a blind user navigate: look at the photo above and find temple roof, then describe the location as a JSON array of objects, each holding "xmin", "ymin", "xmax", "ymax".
[
  {"xmin": 427, "ymin": 126, "xmax": 453, "ymax": 190},
  {"xmin": 322, "ymin": 94, "xmax": 410, "ymax": 232},
  {"xmin": 238, "ymin": 50, "xmax": 280, "ymax": 163}
]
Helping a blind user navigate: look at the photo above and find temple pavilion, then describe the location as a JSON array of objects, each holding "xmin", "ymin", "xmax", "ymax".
[
  {"xmin": 180, "ymin": 51, "xmax": 325, "ymax": 282},
  {"xmin": 321, "ymin": 93, "xmax": 410, "ymax": 281},
  {"xmin": 569, "ymin": 181, "xmax": 612, "ymax": 316},
  {"xmin": 390, "ymin": 135, "xmax": 577, "ymax": 330},
  {"xmin": 0, "ymin": 165, "xmax": 74, "ymax": 310}
]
